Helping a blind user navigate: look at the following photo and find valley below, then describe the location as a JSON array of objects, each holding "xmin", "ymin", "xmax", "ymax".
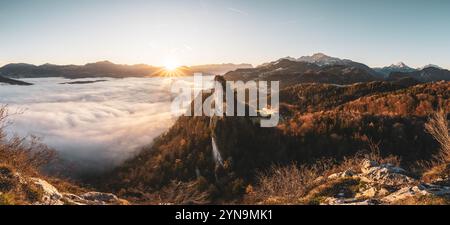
[{"xmin": 0, "ymin": 76, "xmax": 214, "ymax": 174}]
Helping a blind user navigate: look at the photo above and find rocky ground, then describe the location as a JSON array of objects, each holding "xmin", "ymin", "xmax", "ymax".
[
  {"xmin": 310, "ymin": 160, "xmax": 450, "ymax": 205},
  {"xmin": 0, "ymin": 165, "xmax": 127, "ymax": 205},
  {"xmin": 3, "ymin": 159, "xmax": 450, "ymax": 205}
]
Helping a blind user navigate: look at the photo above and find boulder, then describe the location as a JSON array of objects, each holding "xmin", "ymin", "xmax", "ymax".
[
  {"xmin": 359, "ymin": 161, "xmax": 414, "ymax": 186},
  {"xmin": 323, "ymin": 197, "xmax": 377, "ymax": 205},
  {"xmin": 8, "ymin": 172, "xmax": 127, "ymax": 205},
  {"xmin": 30, "ymin": 178, "xmax": 64, "ymax": 205},
  {"xmin": 80, "ymin": 192, "xmax": 123, "ymax": 205},
  {"xmin": 356, "ymin": 187, "xmax": 377, "ymax": 198},
  {"xmin": 317, "ymin": 159, "xmax": 450, "ymax": 205},
  {"xmin": 381, "ymin": 186, "xmax": 427, "ymax": 203},
  {"xmin": 327, "ymin": 170, "xmax": 355, "ymax": 180},
  {"xmin": 62, "ymin": 193, "xmax": 92, "ymax": 205},
  {"xmin": 327, "ymin": 172, "xmax": 342, "ymax": 180},
  {"xmin": 361, "ymin": 160, "xmax": 378, "ymax": 173},
  {"xmin": 341, "ymin": 170, "xmax": 355, "ymax": 178}
]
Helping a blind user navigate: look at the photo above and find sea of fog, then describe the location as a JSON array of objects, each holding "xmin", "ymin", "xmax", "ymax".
[{"xmin": 0, "ymin": 76, "xmax": 213, "ymax": 173}]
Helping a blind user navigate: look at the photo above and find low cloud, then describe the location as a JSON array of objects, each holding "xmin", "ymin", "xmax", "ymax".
[{"xmin": 0, "ymin": 77, "xmax": 203, "ymax": 173}]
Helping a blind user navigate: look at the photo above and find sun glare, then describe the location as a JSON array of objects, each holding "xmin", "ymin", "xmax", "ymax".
[
  {"xmin": 164, "ymin": 59, "xmax": 179, "ymax": 71},
  {"xmin": 158, "ymin": 58, "xmax": 185, "ymax": 77}
]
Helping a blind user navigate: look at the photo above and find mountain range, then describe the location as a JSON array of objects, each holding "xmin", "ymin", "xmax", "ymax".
[
  {"xmin": 1, "ymin": 54, "xmax": 449, "ymax": 86},
  {"xmin": 1, "ymin": 54, "xmax": 449, "ymax": 84},
  {"xmin": 224, "ymin": 54, "xmax": 450, "ymax": 87},
  {"xmin": 373, "ymin": 62, "xmax": 418, "ymax": 76},
  {"xmin": 0, "ymin": 61, "xmax": 253, "ymax": 79},
  {"xmin": 388, "ymin": 66, "xmax": 450, "ymax": 82}
]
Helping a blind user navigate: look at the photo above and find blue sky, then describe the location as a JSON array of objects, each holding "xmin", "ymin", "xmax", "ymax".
[{"xmin": 1, "ymin": 0, "xmax": 449, "ymax": 68}]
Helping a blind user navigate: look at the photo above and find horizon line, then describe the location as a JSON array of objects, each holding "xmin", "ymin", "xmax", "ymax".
[
  {"xmin": 0, "ymin": 60, "xmax": 256, "ymax": 69},
  {"xmin": 1, "ymin": 58, "xmax": 448, "ymax": 71}
]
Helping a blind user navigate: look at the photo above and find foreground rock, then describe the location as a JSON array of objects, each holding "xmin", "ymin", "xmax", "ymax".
[
  {"xmin": 318, "ymin": 160, "xmax": 450, "ymax": 205},
  {"xmin": 30, "ymin": 177, "xmax": 128, "ymax": 205},
  {"xmin": 0, "ymin": 165, "xmax": 127, "ymax": 205}
]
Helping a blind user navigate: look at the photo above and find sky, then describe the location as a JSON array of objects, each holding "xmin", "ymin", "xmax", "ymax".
[{"xmin": 1, "ymin": 0, "xmax": 450, "ymax": 68}]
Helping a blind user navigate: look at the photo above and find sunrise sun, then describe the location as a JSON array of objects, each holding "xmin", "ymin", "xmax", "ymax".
[
  {"xmin": 157, "ymin": 58, "xmax": 185, "ymax": 77},
  {"xmin": 164, "ymin": 59, "xmax": 180, "ymax": 71}
]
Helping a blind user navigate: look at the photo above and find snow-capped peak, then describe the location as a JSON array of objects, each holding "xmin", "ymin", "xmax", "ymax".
[
  {"xmin": 309, "ymin": 53, "xmax": 331, "ymax": 60},
  {"xmin": 279, "ymin": 56, "xmax": 297, "ymax": 62},
  {"xmin": 257, "ymin": 56, "xmax": 298, "ymax": 68},
  {"xmin": 297, "ymin": 53, "xmax": 349, "ymax": 66},
  {"xmin": 389, "ymin": 62, "xmax": 410, "ymax": 69}
]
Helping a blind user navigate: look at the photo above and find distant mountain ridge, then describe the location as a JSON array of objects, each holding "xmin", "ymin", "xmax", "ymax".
[
  {"xmin": 225, "ymin": 54, "xmax": 384, "ymax": 87},
  {"xmin": 225, "ymin": 53, "xmax": 449, "ymax": 85},
  {"xmin": 374, "ymin": 62, "xmax": 418, "ymax": 76},
  {"xmin": 388, "ymin": 66, "xmax": 450, "ymax": 82},
  {"xmin": 1, "ymin": 54, "xmax": 449, "ymax": 83},
  {"xmin": 0, "ymin": 75, "xmax": 33, "ymax": 85},
  {"xmin": 0, "ymin": 61, "xmax": 253, "ymax": 79},
  {"xmin": 419, "ymin": 64, "xmax": 443, "ymax": 70},
  {"xmin": 189, "ymin": 63, "xmax": 253, "ymax": 75},
  {"xmin": 0, "ymin": 61, "xmax": 159, "ymax": 79},
  {"xmin": 289, "ymin": 53, "xmax": 383, "ymax": 78}
]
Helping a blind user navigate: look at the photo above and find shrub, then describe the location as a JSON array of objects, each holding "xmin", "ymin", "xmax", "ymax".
[
  {"xmin": 248, "ymin": 163, "xmax": 322, "ymax": 204},
  {"xmin": 247, "ymin": 142, "xmax": 401, "ymax": 205},
  {"xmin": 422, "ymin": 110, "xmax": 450, "ymax": 183},
  {"xmin": 22, "ymin": 183, "xmax": 44, "ymax": 203},
  {"xmin": 425, "ymin": 110, "xmax": 450, "ymax": 163},
  {"xmin": 0, "ymin": 193, "xmax": 16, "ymax": 205},
  {"xmin": 0, "ymin": 106, "xmax": 56, "ymax": 175},
  {"xmin": 0, "ymin": 164, "xmax": 17, "ymax": 192}
]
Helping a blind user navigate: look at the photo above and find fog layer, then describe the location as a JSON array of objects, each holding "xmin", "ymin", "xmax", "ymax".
[{"xmin": 0, "ymin": 77, "xmax": 210, "ymax": 172}]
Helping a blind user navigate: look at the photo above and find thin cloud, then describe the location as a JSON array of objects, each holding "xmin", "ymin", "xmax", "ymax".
[
  {"xmin": 273, "ymin": 20, "xmax": 299, "ymax": 25},
  {"xmin": 183, "ymin": 44, "xmax": 193, "ymax": 51},
  {"xmin": 227, "ymin": 7, "xmax": 249, "ymax": 16}
]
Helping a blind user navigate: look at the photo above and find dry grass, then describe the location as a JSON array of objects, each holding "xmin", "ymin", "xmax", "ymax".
[
  {"xmin": 0, "ymin": 106, "xmax": 59, "ymax": 205},
  {"xmin": 248, "ymin": 163, "xmax": 323, "ymax": 204},
  {"xmin": 245, "ymin": 138, "xmax": 401, "ymax": 205},
  {"xmin": 117, "ymin": 177, "xmax": 213, "ymax": 205},
  {"xmin": 0, "ymin": 192, "xmax": 16, "ymax": 205},
  {"xmin": 425, "ymin": 109, "xmax": 450, "ymax": 163},
  {"xmin": 0, "ymin": 106, "xmax": 56, "ymax": 176},
  {"xmin": 302, "ymin": 178, "xmax": 361, "ymax": 205},
  {"xmin": 246, "ymin": 161, "xmax": 366, "ymax": 205},
  {"xmin": 141, "ymin": 179, "xmax": 212, "ymax": 205},
  {"xmin": 246, "ymin": 159, "xmax": 363, "ymax": 204},
  {"xmin": 422, "ymin": 110, "xmax": 450, "ymax": 183},
  {"xmin": 393, "ymin": 195, "xmax": 450, "ymax": 205}
]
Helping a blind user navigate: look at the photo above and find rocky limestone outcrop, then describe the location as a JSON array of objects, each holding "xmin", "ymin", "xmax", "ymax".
[
  {"xmin": 322, "ymin": 160, "xmax": 450, "ymax": 205},
  {"xmin": 0, "ymin": 166, "xmax": 127, "ymax": 205},
  {"xmin": 30, "ymin": 177, "xmax": 128, "ymax": 205}
]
